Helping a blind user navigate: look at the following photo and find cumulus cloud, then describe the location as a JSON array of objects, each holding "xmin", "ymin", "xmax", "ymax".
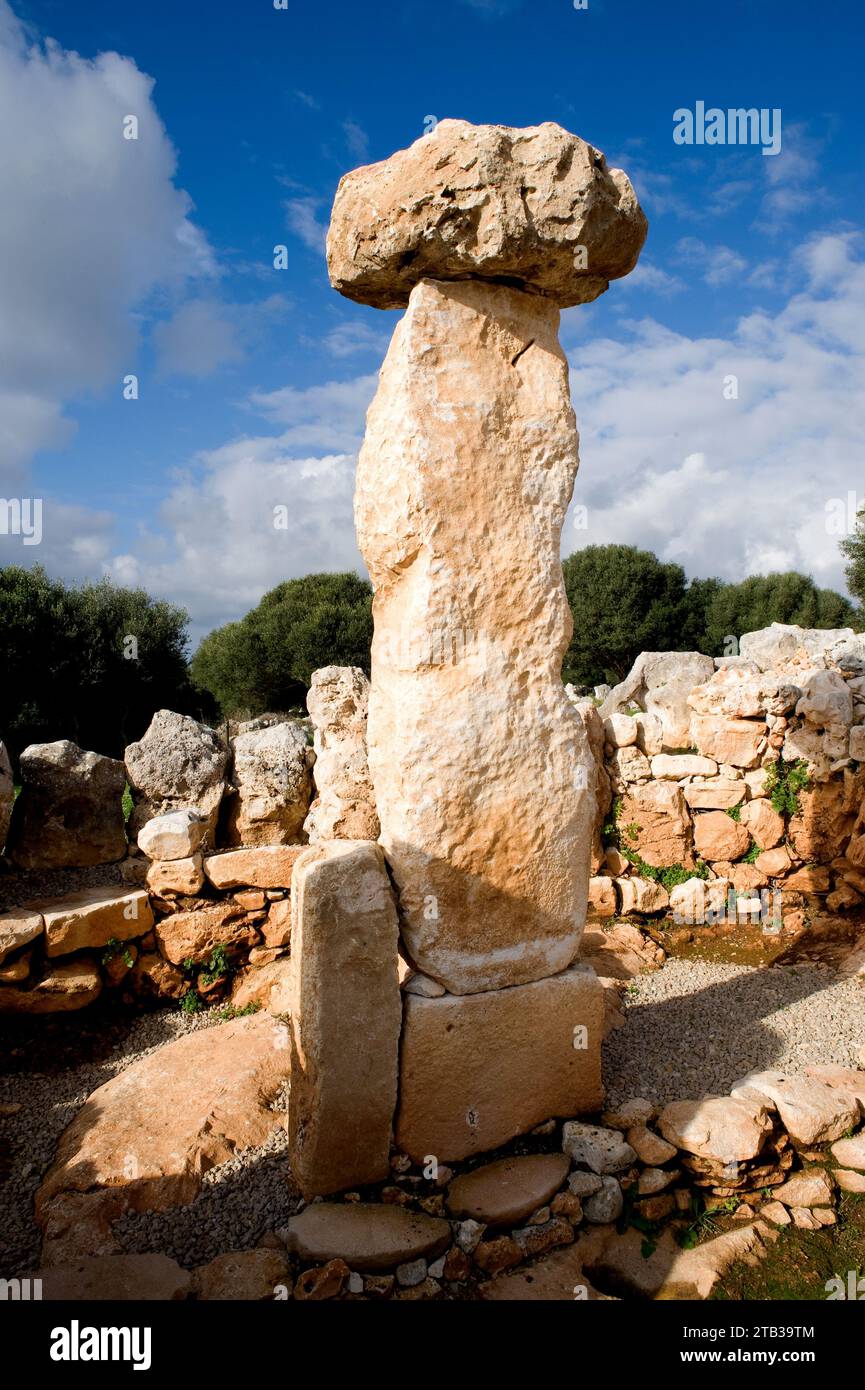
[
  {"xmin": 153, "ymin": 294, "xmax": 290, "ymax": 378},
  {"xmin": 564, "ymin": 233, "xmax": 865, "ymax": 596},
  {"xmin": 284, "ymin": 196, "xmax": 328, "ymax": 253},
  {"xmin": 0, "ymin": 1, "xmax": 214, "ymax": 491}
]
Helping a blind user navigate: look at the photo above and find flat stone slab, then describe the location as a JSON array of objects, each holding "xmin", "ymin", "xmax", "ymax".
[
  {"xmin": 446, "ymin": 1154, "xmax": 570, "ymax": 1227},
  {"xmin": 804, "ymin": 1064, "xmax": 865, "ymax": 1109},
  {"xmin": 192, "ymin": 1249, "xmax": 290, "ymax": 1301},
  {"xmin": 0, "ymin": 908, "xmax": 43, "ymax": 964},
  {"xmin": 36, "ymin": 1013, "xmax": 291, "ymax": 1253},
  {"xmin": 28, "ymin": 886, "xmax": 153, "ymax": 958},
  {"xmin": 480, "ymin": 1240, "xmax": 614, "ymax": 1301},
  {"xmin": 281, "ymin": 1204, "xmax": 451, "ymax": 1272},
  {"xmin": 38, "ymin": 1253, "xmax": 191, "ymax": 1301},
  {"xmin": 204, "ymin": 845, "xmax": 305, "ymax": 889}
]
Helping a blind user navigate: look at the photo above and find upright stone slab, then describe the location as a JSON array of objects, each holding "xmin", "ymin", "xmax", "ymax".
[
  {"xmin": 288, "ymin": 841, "xmax": 401, "ymax": 1197},
  {"xmin": 395, "ymin": 964, "xmax": 604, "ymax": 1163},
  {"xmin": 330, "ymin": 122, "xmax": 646, "ymax": 996}
]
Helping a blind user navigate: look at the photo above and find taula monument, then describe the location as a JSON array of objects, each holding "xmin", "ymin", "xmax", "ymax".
[{"xmin": 289, "ymin": 121, "xmax": 647, "ymax": 1194}]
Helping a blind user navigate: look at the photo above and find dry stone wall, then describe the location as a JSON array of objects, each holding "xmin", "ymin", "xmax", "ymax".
[{"xmin": 580, "ymin": 624, "xmax": 865, "ymax": 933}]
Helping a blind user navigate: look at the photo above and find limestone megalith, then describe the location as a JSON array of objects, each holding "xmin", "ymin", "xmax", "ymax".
[{"xmin": 328, "ymin": 120, "xmax": 646, "ymax": 996}]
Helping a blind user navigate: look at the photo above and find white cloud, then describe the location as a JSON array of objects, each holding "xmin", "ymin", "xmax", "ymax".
[
  {"xmin": 248, "ymin": 374, "xmax": 377, "ymax": 453},
  {"xmin": 0, "ymin": 0, "xmax": 215, "ymax": 486},
  {"xmin": 675, "ymin": 236, "xmax": 748, "ymax": 287},
  {"xmin": 618, "ymin": 260, "xmax": 684, "ymax": 295},
  {"xmin": 321, "ymin": 320, "xmax": 390, "ymax": 358},
  {"xmin": 284, "ymin": 196, "xmax": 328, "ymax": 253},
  {"xmin": 564, "ymin": 233, "xmax": 865, "ymax": 597},
  {"xmin": 342, "ymin": 119, "xmax": 369, "ymax": 163}
]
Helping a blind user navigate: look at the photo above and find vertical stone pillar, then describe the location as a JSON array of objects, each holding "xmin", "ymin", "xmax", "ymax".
[{"xmin": 288, "ymin": 841, "xmax": 401, "ymax": 1196}]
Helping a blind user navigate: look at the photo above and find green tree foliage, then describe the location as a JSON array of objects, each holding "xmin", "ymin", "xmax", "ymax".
[
  {"xmin": 841, "ymin": 503, "xmax": 865, "ymax": 608},
  {"xmin": 191, "ymin": 572, "xmax": 372, "ymax": 718},
  {"xmin": 699, "ymin": 572, "xmax": 860, "ymax": 656},
  {"xmin": 561, "ymin": 545, "xmax": 706, "ymax": 686},
  {"xmin": 0, "ymin": 566, "xmax": 196, "ymax": 762}
]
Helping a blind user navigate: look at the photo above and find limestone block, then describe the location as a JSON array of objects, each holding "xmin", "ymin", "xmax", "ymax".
[{"xmin": 288, "ymin": 842, "xmax": 401, "ymax": 1196}]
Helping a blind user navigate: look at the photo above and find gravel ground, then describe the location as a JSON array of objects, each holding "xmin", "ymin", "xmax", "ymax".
[
  {"xmin": 114, "ymin": 1081, "xmax": 297, "ymax": 1269},
  {"xmin": 0, "ymin": 1001, "xmax": 230, "ymax": 1276},
  {"xmin": 3, "ymin": 955, "xmax": 863, "ymax": 1278},
  {"xmin": 603, "ymin": 958, "xmax": 865, "ymax": 1109}
]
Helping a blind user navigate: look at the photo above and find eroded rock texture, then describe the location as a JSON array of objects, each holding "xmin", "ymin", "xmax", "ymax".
[
  {"xmin": 327, "ymin": 120, "xmax": 647, "ymax": 310},
  {"xmin": 355, "ymin": 277, "xmax": 596, "ymax": 994}
]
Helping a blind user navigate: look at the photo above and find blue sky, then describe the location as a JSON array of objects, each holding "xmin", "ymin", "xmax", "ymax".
[{"xmin": 1, "ymin": 0, "xmax": 863, "ymax": 644}]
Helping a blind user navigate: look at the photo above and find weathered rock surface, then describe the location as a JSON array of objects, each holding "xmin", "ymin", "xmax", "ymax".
[
  {"xmin": 690, "ymin": 715, "xmax": 766, "ymax": 769},
  {"xmin": 733, "ymin": 1070, "xmax": 861, "ymax": 1145},
  {"xmin": 693, "ymin": 810, "xmax": 751, "ymax": 863},
  {"xmin": 35, "ymin": 887, "xmax": 152, "ymax": 958},
  {"xmin": 772, "ymin": 1169, "xmax": 835, "ymax": 1207},
  {"xmin": 356, "ymin": 276, "xmax": 595, "ymax": 993},
  {"xmin": 0, "ymin": 907, "xmax": 43, "ymax": 964},
  {"xmin": 7, "ymin": 740, "xmax": 126, "ymax": 869},
  {"xmin": 36, "ymin": 1013, "xmax": 291, "ymax": 1256},
  {"xmin": 138, "ymin": 808, "xmax": 207, "ymax": 861},
  {"xmin": 657, "ymin": 1096, "xmax": 775, "ymax": 1164},
  {"xmin": 0, "ymin": 959, "xmax": 102, "ymax": 1014},
  {"xmin": 303, "ymin": 666, "xmax": 379, "ymax": 842},
  {"xmin": 328, "ymin": 119, "xmax": 646, "ymax": 310},
  {"xmin": 145, "ymin": 854, "xmax": 205, "ymax": 897},
  {"xmin": 446, "ymin": 1154, "xmax": 569, "ymax": 1228},
  {"xmin": 125, "ymin": 710, "xmax": 228, "ymax": 845},
  {"xmin": 204, "ymin": 845, "xmax": 305, "ymax": 890},
  {"xmin": 830, "ymin": 1133, "xmax": 865, "ymax": 1169},
  {"xmin": 154, "ymin": 901, "xmax": 257, "ymax": 966},
  {"xmin": 395, "ymin": 965, "xmax": 604, "ymax": 1162},
  {"xmin": 225, "ymin": 721, "xmax": 314, "ymax": 846},
  {"xmin": 288, "ymin": 842, "xmax": 401, "ymax": 1196},
  {"xmin": 601, "ymin": 651, "xmax": 714, "ymax": 750},
  {"xmin": 281, "ymin": 1204, "xmax": 450, "ymax": 1272},
  {"xmin": 739, "ymin": 623, "xmax": 863, "ymax": 670},
  {"xmin": 618, "ymin": 782, "xmax": 693, "ymax": 869},
  {"xmin": 562, "ymin": 1122, "xmax": 636, "ymax": 1173}
]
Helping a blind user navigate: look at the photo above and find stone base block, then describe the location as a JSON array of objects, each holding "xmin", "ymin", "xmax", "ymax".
[
  {"xmin": 395, "ymin": 964, "xmax": 603, "ymax": 1163},
  {"xmin": 288, "ymin": 841, "xmax": 401, "ymax": 1197}
]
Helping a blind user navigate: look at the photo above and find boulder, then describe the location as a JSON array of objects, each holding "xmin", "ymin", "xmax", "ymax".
[
  {"xmin": 739, "ymin": 623, "xmax": 862, "ymax": 671},
  {"xmin": 618, "ymin": 782, "xmax": 693, "ymax": 868},
  {"xmin": 788, "ymin": 769, "xmax": 865, "ymax": 861},
  {"xmin": 650, "ymin": 753, "xmax": 717, "ymax": 779},
  {"xmin": 7, "ymin": 740, "xmax": 126, "ymax": 869},
  {"xmin": 587, "ymin": 875, "xmax": 616, "ymax": 918},
  {"xmin": 562, "ymin": 1122, "xmax": 636, "ymax": 1174},
  {"xmin": 145, "ymin": 854, "xmax": 205, "ymax": 897},
  {"xmin": 771, "ymin": 1169, "xmax": 835, "ymax": 1207},
  {"xmin": 327, "ymin": 119, "xmax": 646, "ymax": 310},
  {"xmin": 604, "ymin": 713, "xmax": 638, "ymax": 748},
  {"xmin": 739, "ymin": 798, "xmax": 785, "ymax": 849},
  {"xmin": 693, "ymin": 811, "xmax": 751, "ymax": 863},
  {"xmin": 683, "ymin": 778, "xmax": 746, "ymax": 811},
  {"xmin": 192, "ymin": 1249, "xmax": 290, "ymax": 1301},
  {"xmin": 137, "ymin": 809, "xmax": 207, "ymax": 861},
  {"xmin": 657, "ymin": 1095, "xmax": 775, "ymax": 1164},
  {"xmin": 154, "ymin": 901, "xmax": 257, "ymax": 966},
  {"xmin": 125, "ymin": 710, "xmax": 228, "ymax": 846},
  {"xmin": 733, "ymin": 1070, "xmax": 861, "ymax": 1145},
  {"xmin": 830, "ymin": 1133, "xmax": 865, "ymax": 1170},
  {"xmin": 38, "ymin": 1254, "xmax": 191, "ymax": 1302},
  {"xmin": 616, "ymin": 876, "xmax": 669, "ymax": 914},
  {"xmin": 36, "ymin": 1013, "xmax": 292, "ymax": 1256},
  {"xmin": 303, "ymin": 666, "xmax": 380, "ymax": 842},
  {"xmin": 601, "ymin": 651, "xmax": 715, "ymax": 751},
  {"xmin": 203, "ymin": 845, "xmax": 305, "ymax": 889},
  {"xmin": 225, "ymin": 721, "xmax": 314, "ymax": 846},
  {"xmin": 796, "ymin": 670, "xmax": 853, "ymax": 729}
]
